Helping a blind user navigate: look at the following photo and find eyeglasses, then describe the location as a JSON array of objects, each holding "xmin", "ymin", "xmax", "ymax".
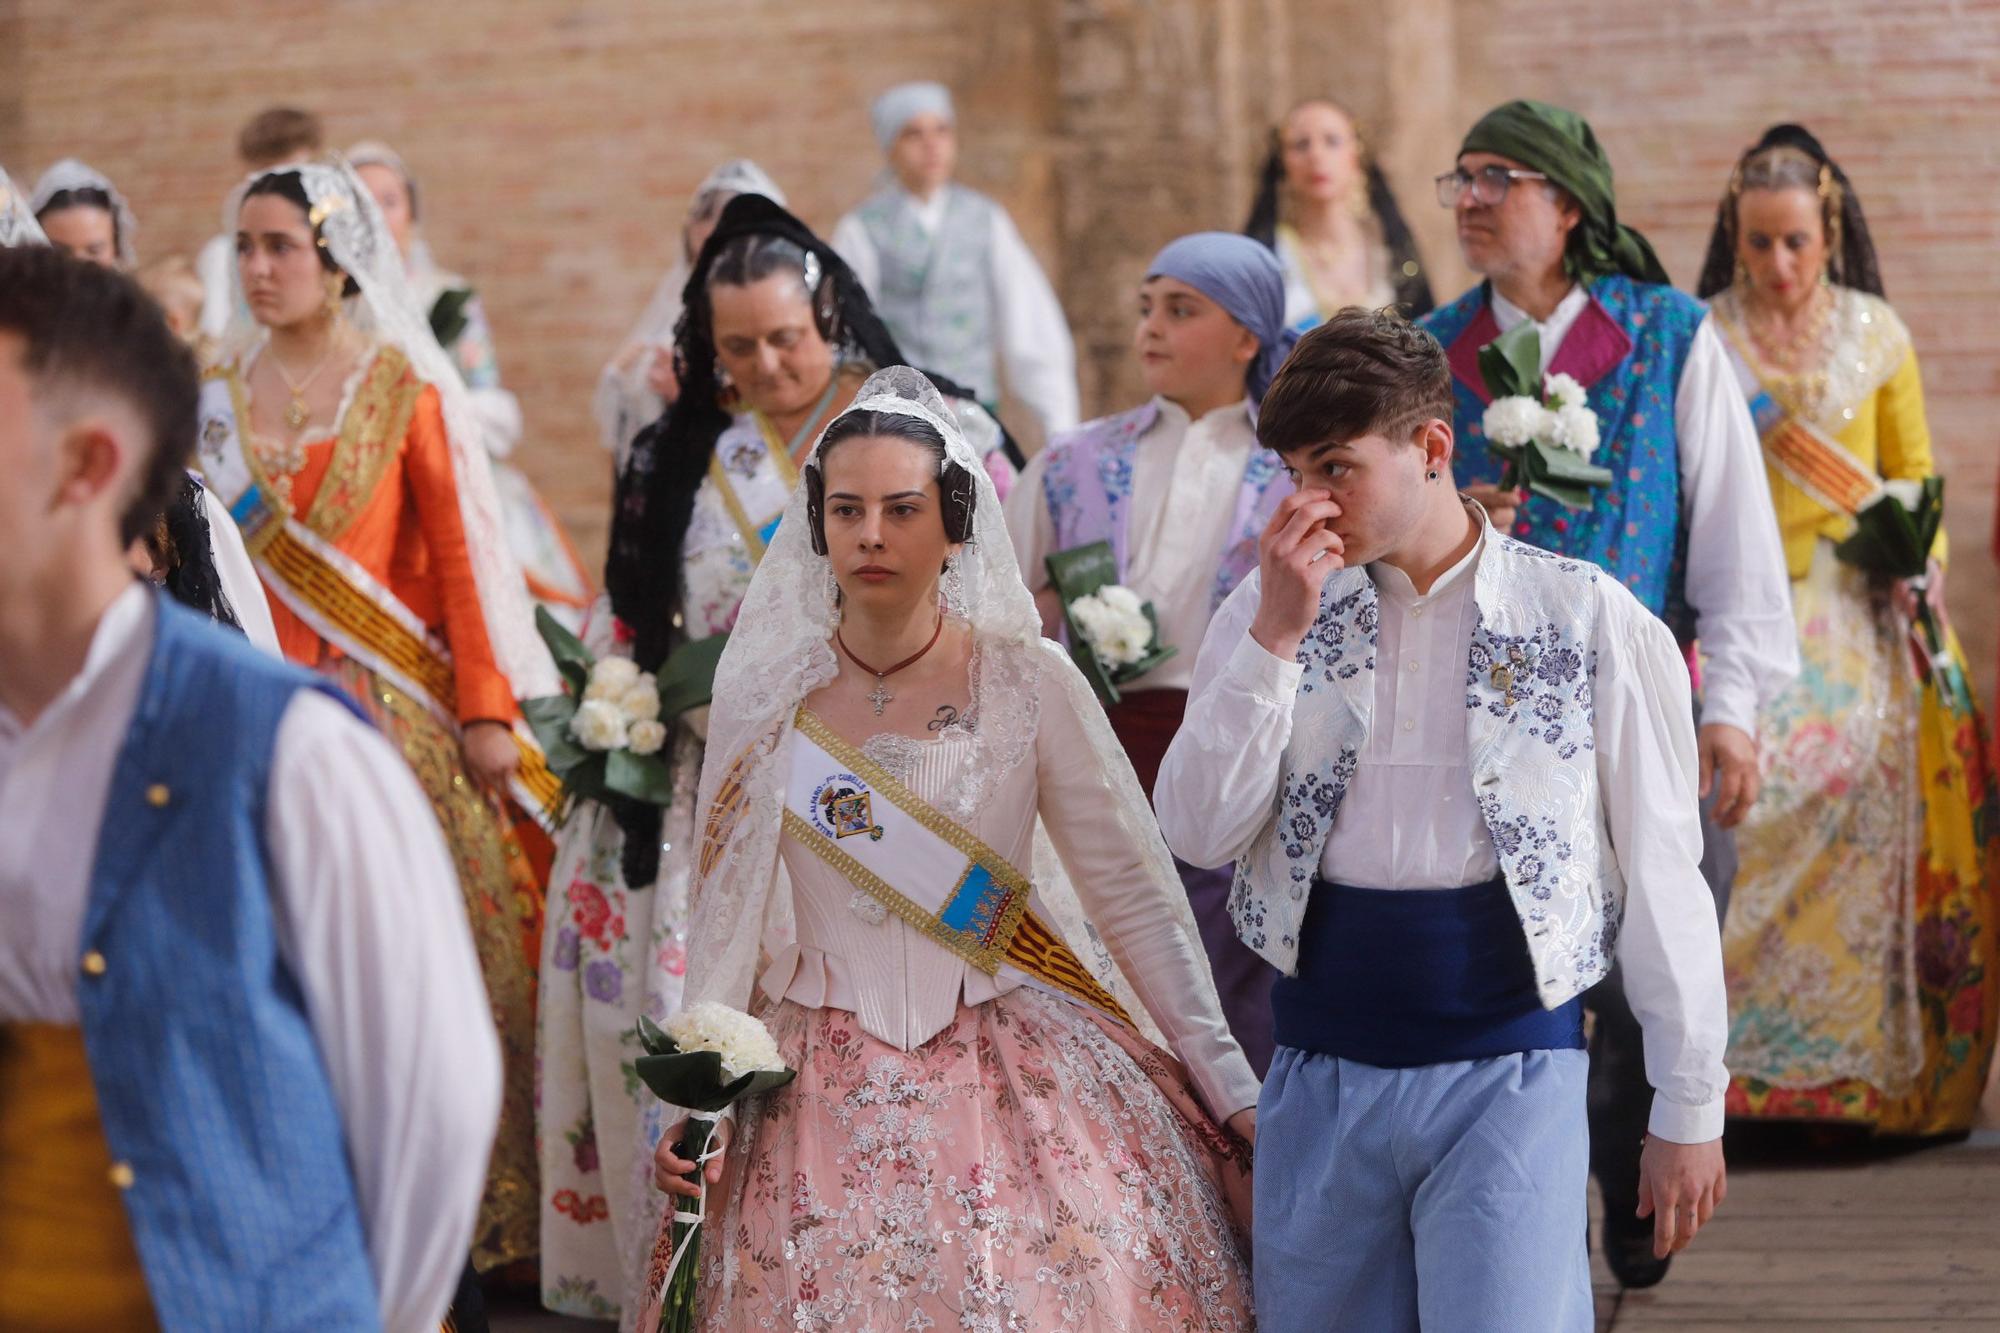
[{"xmin": 1434, "ymin": 165, "xmax": 1550, "ymax": 208}]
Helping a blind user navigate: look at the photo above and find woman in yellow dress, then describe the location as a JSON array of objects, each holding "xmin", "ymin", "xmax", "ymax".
[
  {"xmin": 1698, "ymin": 125, "xmax": 1998, "ymax": 1134},
  {"xmin": 203, "ymin": 158, "xmax": 561, "ymax": 1267}
]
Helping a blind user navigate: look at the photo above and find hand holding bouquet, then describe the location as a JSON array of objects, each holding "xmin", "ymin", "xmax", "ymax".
[{"xmin": 1834, "ymin": 476, "xmax": 1972, "ymax": 714}]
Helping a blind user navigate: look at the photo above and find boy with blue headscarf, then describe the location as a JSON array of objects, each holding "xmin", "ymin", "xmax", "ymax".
[{"xmin": 1005, "ymin": 231, "xmax": 1296, "ymax": 1074}]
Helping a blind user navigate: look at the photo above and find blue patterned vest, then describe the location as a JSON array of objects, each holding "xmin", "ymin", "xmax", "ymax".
[
  {"xmin": 79, "ymin": 597, "xmax": 380, "ymax": 1331},
  {"xmin": 1229, "ymin": 521, "xmax": 1634, "ymax": 1005},
  {"xmin": 1421, "ymin": 275, "xmax": 1704, "ymax": 638},
  {"xmin": 855, "ymin": 184, "xmax": 1001, "ymax": 400}
]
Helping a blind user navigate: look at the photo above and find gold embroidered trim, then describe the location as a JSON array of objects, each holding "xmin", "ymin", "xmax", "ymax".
[
  {"xmin": 218, "ymin": 366, "xmax": 285, "ymax": 516},
  {"xmin": 706, "ymin": 452, "xmax": 772, "ymax": 563},
  {"xmin": 303, "ymin": 346, "xmax": 421, "ymax": 542}
]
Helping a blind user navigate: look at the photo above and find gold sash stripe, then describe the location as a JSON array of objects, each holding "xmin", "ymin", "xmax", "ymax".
[{"xmin": 1763, "ymin": 417, "xmax": 1880, "ymax": 517}]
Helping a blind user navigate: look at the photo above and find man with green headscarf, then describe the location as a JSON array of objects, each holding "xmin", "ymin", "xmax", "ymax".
[{"xmin": 1421, "ymin": 100, "xmax": 1797, "ymax": 1290}]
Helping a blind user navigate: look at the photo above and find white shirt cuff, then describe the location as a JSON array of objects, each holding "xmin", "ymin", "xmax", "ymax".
[
  {"xmin": 1223, "ymin": 632, "xmax": 1304, "ymax": 703},
  {"xmin": 1648, "ymin": 1093, "xmax": 1725, "ymax": 1145}
]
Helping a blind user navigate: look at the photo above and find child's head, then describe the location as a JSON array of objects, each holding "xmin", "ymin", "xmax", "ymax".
[{"xmin": 1133, "ymin": 233, "xmax": 1289, "ymax": 412}]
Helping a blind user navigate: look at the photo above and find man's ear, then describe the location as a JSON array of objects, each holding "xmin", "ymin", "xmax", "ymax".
[
  {"xmin": 1418, "ymin": 417, "xmax": 1455, "ymax": 471},
  {"xmin": 52, "ymin": 417, "xmax": 129, "ymax": 514}
]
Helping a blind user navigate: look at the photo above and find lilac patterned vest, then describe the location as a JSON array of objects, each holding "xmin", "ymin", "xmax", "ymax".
[{"xmin": 1038, "ymin": 401, "xmax": 1290, "ymax": 627}]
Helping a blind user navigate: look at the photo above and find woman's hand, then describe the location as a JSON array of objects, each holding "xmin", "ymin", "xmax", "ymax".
[
  {"xmin": 1463, "ymin": 482, "xmax": 1524, "ymax": 532},
  {"xmin": 1893, "ymin": 557, "xmax": 1946, "ymax": 623},
  {"xmin": 461, "ymin": 720, "xmax": 521, "ymax": 789},
  {"xmin": 654, "ymin": 1115, "xmax": 732, "ymax": 1198},
  {"xmin": 1225, "ymin": 1106, "xmax": 1257, "ymax": 1147}
]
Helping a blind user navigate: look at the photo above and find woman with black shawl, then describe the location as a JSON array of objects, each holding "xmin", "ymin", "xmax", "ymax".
[
  {"xmin": 1698, "ymin": 124, "xmax": 1998, "ymax": 1138},
  {"xmin": 536, "ymin": 193, "xmax": 1013, "ymax": 1322},
  {"xmin": 1243, "ymin": 98, "xmax": 1433, "ymax": 328}
]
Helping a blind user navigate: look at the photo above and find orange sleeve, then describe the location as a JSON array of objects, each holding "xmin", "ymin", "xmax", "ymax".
[{"xmin": 402, "ymin": 384, "xmax": 520, "ymax": 724}]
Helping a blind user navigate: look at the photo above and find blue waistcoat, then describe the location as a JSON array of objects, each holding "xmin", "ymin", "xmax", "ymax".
[
  {"xmin": 1421, "ymin": 274, "xmax": 1704, "ymax": 636},
  {"xmin": 77, "ymin": 595, "xmax": 381, "ymax": 1331}
]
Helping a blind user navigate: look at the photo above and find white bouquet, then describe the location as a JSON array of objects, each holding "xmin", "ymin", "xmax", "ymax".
[{"xmin": 1476, "ymin": 325, "xmax": 1613, "ymax": 511}]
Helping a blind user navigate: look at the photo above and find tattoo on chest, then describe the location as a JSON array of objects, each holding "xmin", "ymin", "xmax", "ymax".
[{"xmin": 927, "ymin": 705, "xmax": 960, "ymax": 733}]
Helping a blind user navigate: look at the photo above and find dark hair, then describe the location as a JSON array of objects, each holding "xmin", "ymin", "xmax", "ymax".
[
  {"xmin": 1243, "ymin": 99, "xmax": 1435, "ymax": 318},
  {"xmin": 240, "ymin": 170, "xmax": 361, "ymax": 296},
  {"xmin": 1256, "ymin": 306, "xmax": 1452, "ymax": 455},
  {"xmin": 1696, "ymin": 123, "xmax": 1883, "ymax": 300},
  {"xmin": 803, "ymin": 411, "xmax": 977, "ymax": 555},
  {"xmin": 238, "ymin": 106, "xmax": 324, "ymax": 166},
  {"xmin": 705, "ymin": 231, "xmax": 841, "ymax": 341},
  {"xmin": 0, "ymin": 245, "xmax": 200, "ymax": 545},
  {"xmin": 34, "ymin": 187, "xmax": 122, "ymax": 254},
  {"xmin": 143, "ymin": 473, "xmax": 244, "ymax": 631}
]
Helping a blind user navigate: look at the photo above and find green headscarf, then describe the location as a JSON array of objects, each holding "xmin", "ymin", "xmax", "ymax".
[{"xmin": 1459, "ymin": 99, "xmax": 1670, "ymax": 286}]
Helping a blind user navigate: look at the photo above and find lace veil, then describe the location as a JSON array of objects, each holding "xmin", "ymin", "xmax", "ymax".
[
  {"xmin": 28, "ymin": 158, "xmax": 138, "ymax": 269},
  {"xmin": 682, "ymin": 367, "xmax": 1213, "ymax": 1047},
  {"xmin": 223, "ymin": 156, "xmax": 558, "ymax": 698},
  {"xmin": 0, "ymin": 167, "xmax": 50, "ymax": 247}
]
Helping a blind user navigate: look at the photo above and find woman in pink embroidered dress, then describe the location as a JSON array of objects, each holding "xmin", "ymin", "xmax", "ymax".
[{"xmin": 641, "ymin": 368, "xmax": 1256, "ymax": 1331}]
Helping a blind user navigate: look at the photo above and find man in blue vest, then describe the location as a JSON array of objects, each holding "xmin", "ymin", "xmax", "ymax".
[
  {"xmin": 1419, "ymin": 100, "xmax": 1797, "ymax": 1288},
  {"xmin": 832, "ymin": 80, "xmax": 1079, "ymax": 444},
  {"xmin": 0, "ymin": 245, "xmax": 501, "ymax": 1330}
]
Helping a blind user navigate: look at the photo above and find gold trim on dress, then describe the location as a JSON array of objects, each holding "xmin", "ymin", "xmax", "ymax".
[{"xmin": 302, "ymin": 346, "xmax": 422, "ymax": 542}]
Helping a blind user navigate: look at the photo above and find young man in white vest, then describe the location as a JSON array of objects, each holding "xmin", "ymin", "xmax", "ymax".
[
  {"xmin": 1156, "ymin": 307, "xmax": 1728, "ymax": 1331},
  {"xmin": 831, "ymin": 80, "xmax": 1079, "ymax": 443}
]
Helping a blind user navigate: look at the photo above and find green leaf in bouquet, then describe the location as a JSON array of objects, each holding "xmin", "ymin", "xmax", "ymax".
[
  {"xmin": 604, "ymin": 747, "xmax": 675, "ymax": 806},
  {"xmin": 637, "ymin": 1014, "xmax": 677, "ymax": 1057},
  {"xmin": 1065, "ymin": 624, "xmax": 1123, "ymax": 708},
  {"xmin": 536, "ymin": 605, "xmax": 595, "ymax": 697},
  {"xmin": 1045, "ymin": 541, "xmax": 1122, "ymax": 602},
  {"xmin": 1915, "ymin": 475, "xmax": 1946, "ymax": 559},
  {"xmin": 522, "ymin": 692, "xmax": 591, "ymax": 771},
  {"xmin": 1476, "ymin": 321, "xmax": 1542, "ymax": 401},
  {"xmin": 1531, "ymin": 443, "xmax": 1615, "ymax": 489},
  {"xmin": 1835, "ymin": 488, "xmax": 1926, "ymax": 578},
  {"xmin": 428, "ymin": 287, "xmax": 474, "ymax": 352},
  {"xmin": 1109, "ymin": 603, "xmax": 1179, "ymax": 685},
  {"xmin": 657, "ymin": 632, "xmax": 729, "ymax": 720},
  {"xmin": 1521, "ymin": 443, "xmax": 1609, "ymax": 511},
  {"xmin": 633, "ymin": 1045, "xmax": 798, "ymax": 1113}
]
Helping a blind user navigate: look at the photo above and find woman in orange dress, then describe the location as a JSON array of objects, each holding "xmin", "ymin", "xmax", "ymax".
[{"xmin": 198, "ymin": 158, "xmax": 560, "ymax": 1274}]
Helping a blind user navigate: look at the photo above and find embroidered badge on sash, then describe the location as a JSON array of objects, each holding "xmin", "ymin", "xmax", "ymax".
[{"xmin": 812, "ymin": 774, "xmax": 884, "ymax": 841}]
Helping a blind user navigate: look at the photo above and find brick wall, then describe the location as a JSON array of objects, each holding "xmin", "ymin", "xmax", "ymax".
[{"xmin": 5, "ymin": 0, "xmax": 1994, "ymax": 685}]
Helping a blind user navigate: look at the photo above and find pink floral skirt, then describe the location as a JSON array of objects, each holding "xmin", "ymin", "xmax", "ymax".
[{"xmin": 638, "ymin": 989, "xmax": 1254, "ymax": 1331}]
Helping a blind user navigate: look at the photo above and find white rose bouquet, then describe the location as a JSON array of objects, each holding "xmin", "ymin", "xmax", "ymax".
[
  {"xmin": 1477, "ymin": 323, "xmax": 1613, "ymax": 511},
  {"xmin": 520, "ymin": 607, "xmax": 730, "ymax": 823},
  {"xmin": 636, "ymin": 1005, "xmax": 796, "ymax": 1332},
  {"xmin": 1045, "ymin": 540, "xmax": 1177, "ymax": 706}
]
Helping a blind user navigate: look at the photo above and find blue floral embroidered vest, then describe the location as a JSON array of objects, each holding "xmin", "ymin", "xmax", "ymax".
[
  {"xmin": 1039, "ymin": 401, "xmax": 1288, "ymax": 619},
  {"xmin": 1228, "ymin": 528, "xmax": 1629, "ymax": 1006},
  {"xmin": 855, "ymin": 183, "xmax": 1001, "ymax": 401},
  {"xmin": 78, "ymin": 597, "xmax": 381, "ymax": 1331},
  {"xmin": 1421, "ymin": 275, "xmax": 1704, "ymax": 638}
]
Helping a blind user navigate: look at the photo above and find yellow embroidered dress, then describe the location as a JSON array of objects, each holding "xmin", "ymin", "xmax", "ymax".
[{"xmin": 1712, "ymin": 286, "xmax": 1998, "ymax": 1133}]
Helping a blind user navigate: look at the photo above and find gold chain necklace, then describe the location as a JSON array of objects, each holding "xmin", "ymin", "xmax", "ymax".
[
  {"xmin": 1743, "ymin": 284, "xmax": 1832, "ymax": 373},
  {"xmin": 268, "ymin": 332, "xmax": 344, "ymax": 431}
]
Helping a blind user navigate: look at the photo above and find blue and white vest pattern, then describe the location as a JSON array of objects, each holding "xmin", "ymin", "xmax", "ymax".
[
  {"xmin": 1229, "ymin": 533, "xmax": 1625, "ymax": 1007},
  {"xmin": 79, "ymin": 596, "xmax": 381, "ymax": 1331},
  {"xmin": 856, "ymin": 183, "xmax": 1001, "ymax": 400}
]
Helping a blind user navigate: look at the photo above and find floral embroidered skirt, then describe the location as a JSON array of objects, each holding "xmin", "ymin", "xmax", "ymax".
[
  {"xmin": 639, "ymin": 988, "xmax": 1254, "ymax": 1332},
  {"xmin": 1723, "ymin": 544, "xmax": 1999, "ymax": 1134},
  {"xmin": 329, "ymin": 658, "xmax": 546, "ymax": 1269}
]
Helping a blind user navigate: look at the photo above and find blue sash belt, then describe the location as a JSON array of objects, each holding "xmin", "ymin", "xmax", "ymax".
[{"xmin": 1270, "ymin": 876, "xmax": 1584, "ymax": 1067}]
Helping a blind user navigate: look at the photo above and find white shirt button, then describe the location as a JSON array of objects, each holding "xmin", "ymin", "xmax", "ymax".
[
  {"xmin": 1402, "ymin": 718, "xmax": 1416, "ymax": 733},
  {"xmin": 1408, "ymin": 660, "xmax": 1421, "ymax": 673}
]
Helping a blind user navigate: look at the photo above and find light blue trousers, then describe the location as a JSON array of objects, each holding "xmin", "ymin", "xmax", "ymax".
[{"xmin": 1253, "ymin": 1046, "xmax": 1593, "ymax": 1332}]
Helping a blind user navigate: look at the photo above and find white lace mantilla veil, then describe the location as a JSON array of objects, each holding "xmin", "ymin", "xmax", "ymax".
[
  {"xmin": 28, "ymin": 158, "xmax": 139, "ymax": 269},
  {"xmin": 221, "ymin": 156, "xmax": 558, "ymax": 699},
  {"xmin": 0, "ymin": 167, "xmax": 50, "ymax": 247},
  {"xmin": 683, "ymin": 367, "xmax": 1219, "ymax": 1054}
]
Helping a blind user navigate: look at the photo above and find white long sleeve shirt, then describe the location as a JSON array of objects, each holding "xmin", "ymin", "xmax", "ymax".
[
  {"xmin": 0, "ymin": 586, "xmax": 501, "ymax": 1332},
  {"xmin": 1005, "ymin": 397, "xmax": 1258, "ymax": 691},
  {"xmin": 832, "ymin": 187, "xmax": 1080, "ymax": 437},
  {"xmin": 1154, "ymin": 535, "xmax": 1731, "ymax": 1143},
  {"xmin": 1489, "ymin": 285, "xmax": 1797, "ymax": 736}
]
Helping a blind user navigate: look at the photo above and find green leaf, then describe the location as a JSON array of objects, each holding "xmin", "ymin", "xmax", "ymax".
[
  {"xmin": 428, "ymin": 287, "xmax": 474, "ymax": 350},
  {"xmin": 636, "ymin": 1015, "xmax": 677, "ymax": 1057},
  {"xmin": 1476, "ymin": 322, "xmax": 1543, "ymax": 400},
  {"xmin": 604, "ymin": 747, "xmax": 675, "ymax": 805},
  {"xmin": 536, "ymin": 605, "xmax": 595, "ymax": 686},
  {"xmin": 522, "ymin": 693, "xmax": 590, "ymax": 770},
  {"xmin": 1045, "ymin": 541, "xmax": 1120, "ymax": 602},
  {"xmin": 657, "ymin": 633, "xmax": 729, "ymax": 719},
  {"xmin": 1532, "ymin": 445, "xmax": 1615, "ymax": 487}
]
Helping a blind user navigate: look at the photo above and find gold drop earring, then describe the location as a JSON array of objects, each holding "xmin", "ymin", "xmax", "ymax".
[{"xmin": 322, "ymin": 274, "xmax": 345, "ymax": 324}]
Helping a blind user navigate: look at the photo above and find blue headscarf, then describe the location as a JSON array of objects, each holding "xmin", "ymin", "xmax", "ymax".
[{"xmin": 1145, "ymin": 231, "xmax": 1296, "ymax": 403}]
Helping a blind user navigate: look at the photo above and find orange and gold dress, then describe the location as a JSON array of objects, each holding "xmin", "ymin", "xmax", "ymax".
[{"xmin": 228, "ymin": 343, "xmax": 543, "ymax": 1268}]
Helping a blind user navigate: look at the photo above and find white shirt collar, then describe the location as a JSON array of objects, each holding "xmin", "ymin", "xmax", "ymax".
[
  {"xmin": 1369, "ymin": 516, "xmax": 1486, "ymax": 607},
  {"xmin": 897, "ymin": 184, "xmax": 950, "ymax": 232},
  {"xmin": 0, "ymin": 582, "xmax": 153, "ymax": 737},
  {"xmin": 1490, "ymin": 282, "xmax": 1591, "ymax": 368},
  {"xmin": 1151, "ymin": 395, "xmax": 1253, "ymax": 434}
]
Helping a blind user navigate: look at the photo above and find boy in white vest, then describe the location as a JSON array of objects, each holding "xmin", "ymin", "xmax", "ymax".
[{"xmin": 1156, "ymin": 308, "xmax": 1728, "ymax": 1331}]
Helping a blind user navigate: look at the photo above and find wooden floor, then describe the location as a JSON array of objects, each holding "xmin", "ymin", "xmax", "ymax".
[
  {"xmin": 493, "ymin": 1133, "xmax": 2000, "ymax": 1332},
  {"xmin": 1591, "ymin": 1132, "xmax": 2000, "ymax": 1331}
]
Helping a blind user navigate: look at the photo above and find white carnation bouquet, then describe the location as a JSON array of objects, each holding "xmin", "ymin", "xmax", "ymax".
[
  {"xmin": 1045, "ymin": 540, "xmax": 1177, "ymax": 706},
  {"xmin": 636, "ymin": 1004, "xmax": 797, "ymax": 1332},
  {"xmin": 520, "ymin": 607, "xmax": 729, "ymax": 823},
  {"xmin": 1477, "ymin": 323, "xmax": 1613, "ymax": 511}
]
